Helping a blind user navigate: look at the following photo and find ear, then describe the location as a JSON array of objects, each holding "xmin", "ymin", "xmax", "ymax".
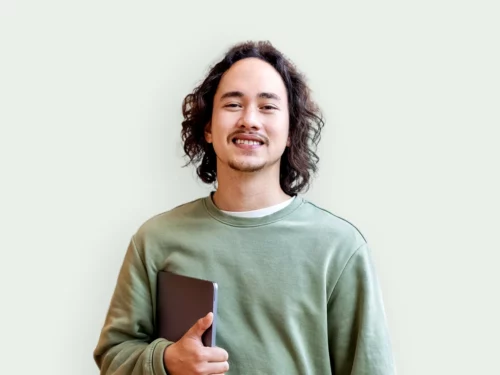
[
  {"xmin": 286, "ymin": 136, "xmax": 291, "ymax": 147},
  {"xmin": 204, "ymin": 122, "xmax": 212, "ymax": 143}
]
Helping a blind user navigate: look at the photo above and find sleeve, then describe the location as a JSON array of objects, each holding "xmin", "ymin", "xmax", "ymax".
[
  {"xmin": 327, "ymin": 242, "xmax": 396, "ymax": 375},
  {"xmin": 93, "ymin": 235, "xmax": 174, "ymax": 374}
]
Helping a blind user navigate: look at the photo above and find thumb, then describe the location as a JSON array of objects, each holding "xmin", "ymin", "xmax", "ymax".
[{"xmin": 186, "ymin": 312, "xmax": 213, "ymax": 339}]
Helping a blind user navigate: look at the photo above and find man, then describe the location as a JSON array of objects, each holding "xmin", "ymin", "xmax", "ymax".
[{"xmin": 94, "ymin": 40, "xmax": 395, "ymax": 374}]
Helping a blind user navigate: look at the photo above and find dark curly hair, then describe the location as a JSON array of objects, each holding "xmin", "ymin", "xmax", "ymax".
[{"xmin": 181, "ymin": 40, "xmax": 324, "ymax": 196}]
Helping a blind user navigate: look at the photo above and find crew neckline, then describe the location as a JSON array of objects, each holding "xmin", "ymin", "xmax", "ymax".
[
  {"xmin": 220, "ymin": 196, "xmax": 295, "ymax": 218},
  {"xmin": 203, "ymin": 192, "xmax": 304, "ymax": 227}
]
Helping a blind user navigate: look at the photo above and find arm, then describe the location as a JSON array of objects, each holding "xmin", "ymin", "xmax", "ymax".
[
  {"xmin": 328, "ymin": 243, "xmax": 396, "ymax": 375},
  {"xmin": 93, "ymin": 236, "xmax": 173, "ymax": 374}
]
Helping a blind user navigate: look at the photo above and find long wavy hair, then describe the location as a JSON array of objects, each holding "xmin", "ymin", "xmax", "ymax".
[{"xmin": 181, "ymin": 40, "xmax": 324, "ymax": 196}]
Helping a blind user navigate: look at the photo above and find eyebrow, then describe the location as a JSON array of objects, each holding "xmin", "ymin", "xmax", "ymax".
[{"xmin": 219, "ymin": 91, "xmax": 281, "ymax": 101}]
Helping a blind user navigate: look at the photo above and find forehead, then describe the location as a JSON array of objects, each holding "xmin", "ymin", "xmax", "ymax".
[{"xmin": 215, "ymin": 58, "xmax": 287, "ymax": 100}]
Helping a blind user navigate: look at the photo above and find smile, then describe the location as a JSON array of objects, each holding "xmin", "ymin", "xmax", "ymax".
[
  {"xmin": 233, "ymin": 139, "xmax": 263, "ymax": 146},
  {"xmin": 231, "ymin": 137, "xmax": 265, "ymax": 150}
]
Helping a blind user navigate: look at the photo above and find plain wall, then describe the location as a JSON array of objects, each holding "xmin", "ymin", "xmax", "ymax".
[{"xmin": 1, "ymin": 0, "xmax": 499, "ymax": 374}]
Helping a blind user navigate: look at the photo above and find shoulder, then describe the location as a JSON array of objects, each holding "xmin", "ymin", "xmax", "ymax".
[
  {"xmin": 133, "ymin": 196, "xmax": 206, "ymax": 242},
  {"xmin": 298, "ymin": 198, "xmax": 367, "ymax": 248}
]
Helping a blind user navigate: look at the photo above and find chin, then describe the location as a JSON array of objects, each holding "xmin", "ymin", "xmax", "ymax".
[{"xmin": 228, "ymin": 160, "xmax": 266, "ymax": 173}]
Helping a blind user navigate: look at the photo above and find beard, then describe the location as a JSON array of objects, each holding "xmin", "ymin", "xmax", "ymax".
[
  {"xmin": 226, "ymin": 154, "xmax": 281, "ymax": 173},
  {"xmin": 228, "ymin": 159, "xmax": 266, "ymax": 173}
]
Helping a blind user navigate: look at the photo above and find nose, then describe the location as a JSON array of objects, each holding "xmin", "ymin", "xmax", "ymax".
[{"xmin": 239, "ymin": 107, "xmax": 261, "ymax": 130}]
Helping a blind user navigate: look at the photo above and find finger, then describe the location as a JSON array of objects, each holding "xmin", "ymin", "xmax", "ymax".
[
  {"xmin": 207, "ymin": 347, "xmax": 229, "ymax": 362},
  {"xmin": 185, "ymin": 312, "xmax": 213, "ymax": 339},
  {"xmin": 205, "ymin": 361, "xmax": 229, "ymax": 374}
]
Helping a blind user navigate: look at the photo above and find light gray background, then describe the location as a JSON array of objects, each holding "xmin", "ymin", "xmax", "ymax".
[{"xmin": 1, "ymin": 1, "xmax": 499, "ymax": 374}]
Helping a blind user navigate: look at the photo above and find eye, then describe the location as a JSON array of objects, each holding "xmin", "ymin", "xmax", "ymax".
[
  {"xmin": 261, "ymin": 105, "xmax": 277, "ymax": 111},
  {"xmin": 224, "ymin": 103, "xmax": 241, "ymax": 108}
]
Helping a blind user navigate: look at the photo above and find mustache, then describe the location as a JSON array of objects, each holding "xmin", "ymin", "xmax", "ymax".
[{"xmin": 228, "ymin": 130, "xmax": 269, "ymax": 145}]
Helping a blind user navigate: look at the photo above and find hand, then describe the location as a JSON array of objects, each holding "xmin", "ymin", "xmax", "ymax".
[{"xmin": 164, "ymin": 312, "xmax": 229, "ymax": 375}]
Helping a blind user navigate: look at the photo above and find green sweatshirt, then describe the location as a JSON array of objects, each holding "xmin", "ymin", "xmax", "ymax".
[{"xmin": 94, "ymin": 194, "xmax": 395, "ymax": 374}]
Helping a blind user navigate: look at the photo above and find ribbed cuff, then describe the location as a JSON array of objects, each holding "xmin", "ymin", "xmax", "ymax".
[{"xmin": 150, "ymin": 338, "xmax": 174, "ymax": 375}]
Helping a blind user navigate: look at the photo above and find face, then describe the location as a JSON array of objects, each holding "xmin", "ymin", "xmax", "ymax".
[{"xmin": 205, "ymin": 58, "xmax": 290, "ymax": 175}]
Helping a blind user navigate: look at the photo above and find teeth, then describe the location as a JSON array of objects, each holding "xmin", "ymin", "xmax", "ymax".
[{"xmin": 235, "ymin": 139, "xmax": 261, "ymax": 145}]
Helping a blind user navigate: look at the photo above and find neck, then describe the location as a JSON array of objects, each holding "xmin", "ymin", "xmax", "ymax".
[{"xmin": 213, "ymin": 164, "xmax": 291, "ymax": 212}]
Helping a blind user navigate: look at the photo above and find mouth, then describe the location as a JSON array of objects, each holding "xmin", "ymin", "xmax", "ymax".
[
  {"xmin": 230, "ymin": 133, "xmax": 267, "ymax": 149},
  {"xmin": 232, "ymin": 138, "xmax": 264, "ymax": 146}
]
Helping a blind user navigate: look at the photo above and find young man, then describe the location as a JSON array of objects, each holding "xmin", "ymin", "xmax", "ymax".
[{"xmin": 94, "ymin": 41, "xmax": 395, "ymax": 375}]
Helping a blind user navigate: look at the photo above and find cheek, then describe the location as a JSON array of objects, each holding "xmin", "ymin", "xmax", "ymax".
[
  {"xmin": 268, "ymin": 120, "xmax": 290, "ymax": 146},
  {"xmin": 211, "ymin": 113, "xmax": 235, "ymax": 137},
  {"xmin": 210, "ymin": 126, "xmax": 231, "ymax": 151}
]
